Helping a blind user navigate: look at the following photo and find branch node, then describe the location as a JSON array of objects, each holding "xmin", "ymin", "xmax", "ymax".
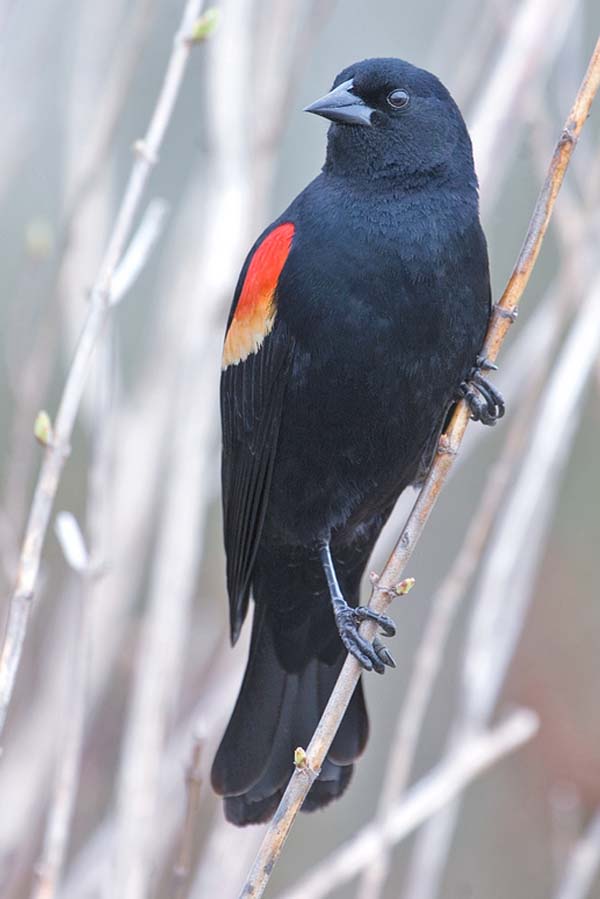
[
  {"xmin": 294, "ymin": 747, "xmax": 320, "ymax": 781},
  {"xmin": 372, "ymin": 576, "xmax": 416, "ymax": 599},
  {"xmin": 437, "ymin": 435, "xmax": 457, "ymax": 456},
  {"xmin": 494, "ymin": 303, "xmax": 519, "ymax": 322},
  {"xmin": 560, "ymin": 123, "xmax": 578, "ymax": 146},
  {"xmin": 132, "ymin": 139, "xmax": 158, "ymax": 165},
  {"xmin": 185, "ymin": 754, "xmax": 203, "ymax": 787}
]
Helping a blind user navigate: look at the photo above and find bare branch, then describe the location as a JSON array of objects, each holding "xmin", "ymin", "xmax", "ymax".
[
  {"xmin": 275, "ymin": 710, "xmax": 539, "ymax": 899},
  {"xmin": 172, "ymin": 737, "xmax": 204, "ymax": 896},
  {"xmin": 356, "ymin": 326, "xmax": 554, "ymax": 899},
  {"xmin": 0, "ymin": 0, "xmax": 209, "ymax": 738},
  {"xmin": 60, "ymin": 635, "xmax": 248, "ymax": 899},
  {"xmin": 109, "ymin": 350, "xmax": 219, "ymax": 899},
  {"xmin": 0, "ymin": 0, "xmax": 158, "ymax": 589},
  {"xmin": 31, "ymin": 303, "xmax": 117, "ymax": 899},
  {"xmin": 465, "ymin": 277, "xmax": 600, "ymax": 727},
  {"xmin": 110, "ymin": 199, "xmax": 169, "ymax": 306},
  {"xmin": 471, "ymin": 0, "xmax": 581, "ymax": 212},
  {"xmin": 106, "ymin": 4, "xmax": 268, "ymax": 897},
  {"xmin": 551, "ymin": 785, "xmax": 584, "ymax": 883},
  {"xmin": 238, "ymin": 36, "xmax": 600, "ymax": 899},
  {"xmin": 30, "ymin": 579, "xmax": 90, "ymax": 899},
  {"xmin": 189, "ymin": 808, "xmax": 265, "ymax": 899},
  {"xmin": 359, "ymin": 108, "xmax": 600, "ymax": 894},
  {"xmin": 403, "ymin": 263, "xmax": 600, "ymax": 899},
  {"xmin": 554, "ymin": 810, "xmax": 600, "ymax": 899}
]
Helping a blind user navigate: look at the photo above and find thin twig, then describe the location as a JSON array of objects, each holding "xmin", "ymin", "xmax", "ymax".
[
  {"xmin": 238, "ymin": 36, "xmax": 600, "ymax": 899},
  {"xmin": 471, "ymin": 0, "xmax": 580, "ymax": 214},
  {"xmin": 110, "ymin": 199, "xmax": 169, "ymax": 306},
  {"xmin": 173, "ymin": 737, "xmax": 204, "ymax": 896},
  {"xmin": 360, "ymin": 90, "xmax": 600, "ymax": 896},
  {"xmin": 2, "ymin": 0, "xmax": 157, "ymax": 596},
  {"xmin": 109, "ymin": 346, "xmax": 219, "ymax": 899},
  {"xmin": 0, "ymin": 0, "xmax": 208, "ymax": 738},
  {"xmin": 554, "ymin": 810, "xmax": 600, "ymax": 899},
  {"xmin": 109, "ymin": 1, "xmax": 327, "ymax": 892},
  {"xmin": 108, "ymin": 4, "xmax": 260, "ymax": 898},
  {"xmin": 356, "ymin": 315, "xmax": 554, "ymax": 899},
  {"xmin": 403, "ymin": 260, "xmax": 600, "ymax": 899},
  {"xmin": 31, "ymin": 313, "xmax": 116, "ymax": 899},
  {"xmin": 189, "ymin": 808, "xmax": 265, "ymax": 899},
  {"xmin": 31, "ymin": 519, "xmax": 91, "ymax": 899},
  {"xmin": 550, "ymin": 784, "xmax": 584, "ymax": 884},
  {"xmin": 464, "ymin": 276, "xmax": 600, "ymax": 726},
  {"xmin": 276, "ymin": 710, "xmax": 539, "ymax": 899},
  {"xmin": 60, "ymin": 633, "xmax": 248, "ymax": 899},
  {"xmin": 0, "ymin": 334, "xmax": 118, "ymax": 863},
  {"xmin": 60, "ymin": 0, "xmax": 159, "ymax": 232},
  {"xmin": 0, "ymin": 0, "xmax": 158, "ymax": 578}
]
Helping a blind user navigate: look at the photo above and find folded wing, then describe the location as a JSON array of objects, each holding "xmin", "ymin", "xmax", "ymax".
[{"xmin": 221, "ymin": 222, "xmax": 296, "ymax": 643}]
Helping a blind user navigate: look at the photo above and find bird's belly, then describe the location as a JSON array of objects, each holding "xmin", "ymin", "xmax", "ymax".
[{"xmin": 263, "ymin": 346, "xmax": 455, "ymax": 546}]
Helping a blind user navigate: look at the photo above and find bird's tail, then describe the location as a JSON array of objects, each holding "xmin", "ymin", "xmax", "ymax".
[{"xmin": 211, "ymin": 606, "xmax": 368, "ymax": 826}]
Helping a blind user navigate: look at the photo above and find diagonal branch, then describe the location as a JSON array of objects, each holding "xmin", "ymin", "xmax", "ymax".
[
  {"xmin": 359, "ymin": 92, "xmax": 600, "ymax": 897},
  {"xmin": 401, "ymin": 256, "xmax": 600, "ymax": 899},
  {"xmin": 31, "ymin": 516, "xmax": 92, "ymax": 899},
  {"xmin": 554, "ymin": 809, "xmax": 600, "ymax": 899},
  {"xmin": 238, "ymin": 35, "xmax": 600, "ymax": 899},
  {"xmin": 276, "ymin": 709, "xmax": 539, "ymax": 899},
  {"xmin": 356, "ymin": 326, "xmax": 553, "ymax": 899},
  {"xmin": 0, "ymin": 0, "xmax": 212, "ymax": 739}
]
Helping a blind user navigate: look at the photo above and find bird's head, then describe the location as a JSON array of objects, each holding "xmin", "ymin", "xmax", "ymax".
[{"xmin": 305, "ymin": 57, "xmax": 476, "ymax": 189}]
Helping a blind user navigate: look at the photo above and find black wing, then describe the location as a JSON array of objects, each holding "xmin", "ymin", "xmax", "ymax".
[{"xmin": 221, "ymin": 223, "xmax": 296, "ymax": 643}]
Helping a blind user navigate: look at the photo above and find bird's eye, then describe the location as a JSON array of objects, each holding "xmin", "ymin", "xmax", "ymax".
[{"xmin": 387, "ymin": 89, "xmax": 410, "ymax": 110}]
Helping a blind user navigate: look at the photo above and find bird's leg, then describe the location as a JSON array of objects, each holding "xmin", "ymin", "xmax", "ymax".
[
  {"xmin": 457, "ymin": 355, "xmax": 505, "ymax": 426},
  {"xmin": 319, "ymin": 542, "xmax": 396, "ymax": 674}
]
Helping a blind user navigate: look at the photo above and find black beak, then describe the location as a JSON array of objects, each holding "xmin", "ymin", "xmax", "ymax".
[{"xmin": 304, "ymin": 79, "xmax": 374, "ymax": 127}]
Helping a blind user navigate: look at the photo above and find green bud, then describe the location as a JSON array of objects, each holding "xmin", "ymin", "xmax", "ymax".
[
  {"xmin": 189, "ymin": 8, "xmax": 219, "ymax": 42},
  {"xmin": 34, "ymin": 410, "xmax": 53, "ymax": 447},
  {"xmin": 395, "ymin": 577, "xmax": 416, "ymax": 595},
  {"xmin": 294, "ymin": 747, "xmax": 307, "ymax": 768}
]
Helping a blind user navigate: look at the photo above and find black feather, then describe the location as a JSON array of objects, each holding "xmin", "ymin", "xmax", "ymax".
[{"xmin": 221, "ymin": 328, "xmax": 294, "ymax": 643}]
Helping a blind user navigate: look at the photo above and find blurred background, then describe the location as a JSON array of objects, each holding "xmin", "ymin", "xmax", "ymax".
[{"xmin": 1, "ymin": 0, "xmax": 600, "ymax": 897}]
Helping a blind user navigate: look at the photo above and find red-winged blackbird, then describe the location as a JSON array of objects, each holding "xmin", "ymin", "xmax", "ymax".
[{"xmin": 211, "ymin": 57, "xmax": 503, "ymax": 826}]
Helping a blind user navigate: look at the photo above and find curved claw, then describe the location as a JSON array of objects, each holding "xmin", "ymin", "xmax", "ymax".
[
  {"xmin": 473, "ymin": 372, "xmax": 505, "ymax": 419},
  {"xmin": 354, "ymin": 606, "xmax": 396, "ymax": 637},
  {"xmin": 475, "ymin": 355, "xmax": 498, "ymax": 372},
  {"xmin": 339, "ymin": 628, "xmax": 377, "ymax": 672},
  {"xmin": 373, "ymin": 636, "xmax": 396, "ymax": 668},
  {"xmin": 458, "ymin": 367, "xmax": 504, "ymax": 427},
  {"xmin": 335, "ymin": 606, "xmax": 396, "ymax": 674}
]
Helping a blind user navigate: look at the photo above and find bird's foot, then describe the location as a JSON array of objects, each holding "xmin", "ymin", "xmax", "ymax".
[
  {"xmin": 457, "ymin": 356, "xmax": 505, "ymax": 426},
  {"xmin": 334, "ymin": 603, "xmax": 396, "ymax": 674}
]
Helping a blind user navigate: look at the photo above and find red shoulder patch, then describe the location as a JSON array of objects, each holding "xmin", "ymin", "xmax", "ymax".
[{"xmin": 222, "ymin": 222, "xmax": 295, "ymax": 369}]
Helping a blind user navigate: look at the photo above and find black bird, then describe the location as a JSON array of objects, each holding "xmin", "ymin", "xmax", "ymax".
[{"xmin": 211, "ymin": 57, "xmax": 503, "ymax": 826}]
